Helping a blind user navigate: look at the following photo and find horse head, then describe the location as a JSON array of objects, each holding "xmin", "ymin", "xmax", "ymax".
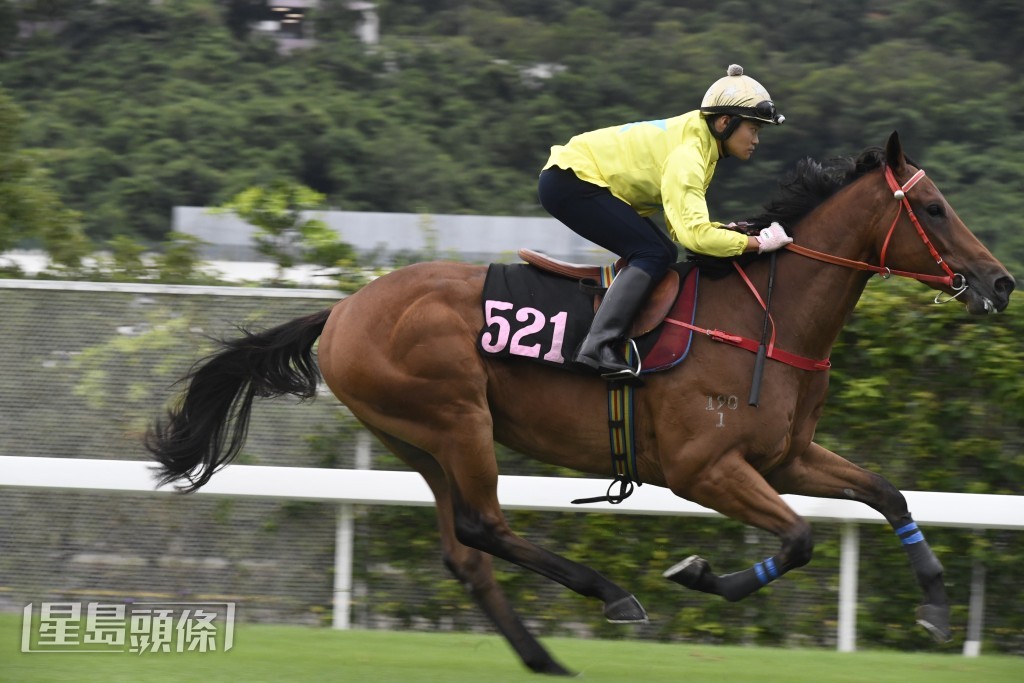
[{"xmin": 878, "ymin": 131, "xmax": 1014, "ymax": 314}]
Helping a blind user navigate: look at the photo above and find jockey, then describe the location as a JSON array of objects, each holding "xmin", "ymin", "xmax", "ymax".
[{"xmin": 539, "ymin": 64, "xmax": 792, "ymax": 379}]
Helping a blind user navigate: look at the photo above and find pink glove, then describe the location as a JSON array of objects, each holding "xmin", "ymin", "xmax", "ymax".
[{"xmin": 756, "ymin": 222, "xmax": 793, "ymax": 253}]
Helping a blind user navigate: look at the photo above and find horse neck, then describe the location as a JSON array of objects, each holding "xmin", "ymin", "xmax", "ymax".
[{"xmin": 772, "ymin": 178, "xmax": 891, "ymax": 358}]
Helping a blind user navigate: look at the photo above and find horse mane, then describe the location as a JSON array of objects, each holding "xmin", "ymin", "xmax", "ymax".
[
  {"xmin": 747, "ymin": 146, "xmax": 888, "ymax": 227},
  {"xmin": 691, "ymin": 145, "xmax": 909, "ymax": 274}
]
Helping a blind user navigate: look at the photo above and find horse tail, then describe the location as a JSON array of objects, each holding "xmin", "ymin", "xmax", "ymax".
[{"xmin": 145, "ymin": 308, "xmax": 333, "ymax": 493}]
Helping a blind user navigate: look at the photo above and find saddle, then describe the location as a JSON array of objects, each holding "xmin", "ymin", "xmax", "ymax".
[
  {"xmin": 517, "ymin": 248, "xmax": 681, "ymax": 338},
  {"xmin": 479, "ymin": 251, "xmax": 698, "ymax": 375},
  {"xmin": 507, "ymin": 249, "xmax": 700, "ymax": 504}
]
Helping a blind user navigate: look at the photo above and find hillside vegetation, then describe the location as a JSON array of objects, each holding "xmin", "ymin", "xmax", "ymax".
[{"xmin": 0, "ymin": 0, "xmax": 1022, "ymax": 275}]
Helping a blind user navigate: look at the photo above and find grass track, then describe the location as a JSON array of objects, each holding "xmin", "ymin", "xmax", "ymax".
[{"xmin": 2, "ymin": 615, "xmax": 1020, "ymax": 682}]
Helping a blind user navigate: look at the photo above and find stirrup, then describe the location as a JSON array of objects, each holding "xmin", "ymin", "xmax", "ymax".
[{"xmin": 600, "ymin": 339, "xmax": 641, "ymax": 380}]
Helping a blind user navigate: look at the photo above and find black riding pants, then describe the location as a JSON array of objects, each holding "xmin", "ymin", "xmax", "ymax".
[{"xmin": 538, "ymin": 166, "xmax": 677, "ymax": 279}]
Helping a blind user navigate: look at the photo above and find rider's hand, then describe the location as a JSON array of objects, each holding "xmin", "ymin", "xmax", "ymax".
[{"xmin": 756, "ymin": 222, "xmax": 793, "ymax": 253}]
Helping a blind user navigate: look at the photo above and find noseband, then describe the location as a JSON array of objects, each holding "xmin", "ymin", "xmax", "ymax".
[{"xmin": 784, "ymin": 165, "xmax": 968, "ymax": 302}]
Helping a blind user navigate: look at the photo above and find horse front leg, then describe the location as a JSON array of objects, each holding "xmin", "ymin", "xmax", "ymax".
[
  {"xmin": 662, "ymin": 450, "xmax": 815, "ymax": 602},
  {"xmin": 768, "ymin": 441, "xmax": 951, "ymax": 642}
]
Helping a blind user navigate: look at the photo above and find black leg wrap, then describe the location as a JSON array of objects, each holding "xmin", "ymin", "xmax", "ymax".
[
  {"xmin": 664, "ymin": 555, "xmax": 782, "ymax": 602},
  {"xmin": 905, "ymin": 538, "xmax": 944, "ymax": 586},
  {"xmin": 714, "ymin": 567, "xmax": 768, "ymax": 603},
  {"xmin": 893, "ymin": 514, "xmax": 951, "ymax": 643},
  {"xmin": 894, "ymin": 514, "xmax": 944, "ymax": 588}
]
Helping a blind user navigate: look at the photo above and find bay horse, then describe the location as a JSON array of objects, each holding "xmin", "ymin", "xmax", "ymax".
[{"xmin": 147, "ymin": 132, "xmax": 1013, "ymax": 675}]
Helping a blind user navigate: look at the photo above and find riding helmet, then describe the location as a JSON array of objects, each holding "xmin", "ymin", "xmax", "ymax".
[{"xmin": 700, "ymin": 64, "xmax": 785, "ymax": 126}]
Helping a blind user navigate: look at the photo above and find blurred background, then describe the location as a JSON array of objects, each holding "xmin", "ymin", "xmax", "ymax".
[{"xmin": 0, "ymin": 0, "xmax": 1021, "ymax": 655}]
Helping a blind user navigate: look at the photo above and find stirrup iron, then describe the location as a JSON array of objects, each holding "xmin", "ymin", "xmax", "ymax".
[{"xmin": 600, "ymin": 339, "xmax": 641, "ymax": 380}]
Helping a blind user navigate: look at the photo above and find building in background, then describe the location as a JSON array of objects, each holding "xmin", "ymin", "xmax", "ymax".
[
  {"xmin": 172, "ymin": 207, "xmax": 613, "ymax": 265},
  {"xmin": 252, "ymin": 1, "xmax": 379, "ymax": 51}
]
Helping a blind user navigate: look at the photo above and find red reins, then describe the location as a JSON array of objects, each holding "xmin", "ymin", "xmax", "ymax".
[
  {"xmin": 665, "ymin": 262, "xmax": 832, "ymax": 372},
  {"xmin": 665, "ymin": 164, "xmax": 966, "ymax": 373}
]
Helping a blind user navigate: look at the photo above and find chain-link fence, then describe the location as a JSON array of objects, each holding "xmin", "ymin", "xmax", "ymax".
[{"xmin": 1, "ymin": 280, "xmax": 1020, "ymax": 653}]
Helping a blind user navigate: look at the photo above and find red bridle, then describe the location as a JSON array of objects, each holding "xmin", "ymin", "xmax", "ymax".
[
  {"xmin": 665, "ymin": 164, "xmax": 971, "ymax": 373},
  {"xmin": 784, "ymin": 165, "xmax": 967, "ymax": 296}
]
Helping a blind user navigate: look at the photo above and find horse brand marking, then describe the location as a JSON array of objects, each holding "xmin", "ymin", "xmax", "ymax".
[{"xmin": 706, "ymin": 394, "xmax": 739, "ymax": 428}]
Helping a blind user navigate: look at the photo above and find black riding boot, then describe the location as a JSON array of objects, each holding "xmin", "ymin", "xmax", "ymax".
[{"xmin": 574, "ymin": 265, "xmax": 654, "ymax": 378}]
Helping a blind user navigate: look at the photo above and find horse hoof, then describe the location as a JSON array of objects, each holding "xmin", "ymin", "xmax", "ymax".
[
  {"xmin": 526, "ymin": 659, "xmax": 574, "ymax": 676},
  {"xmin": 662, "ymin": 555, "xmax": 709, "ymax": 589},
  {"xmin": 916, "ymin": 604, "xmax": 952, "ymax": 643},
  {"xmin": 604, "ymin": 594, "xmax": 648, "ymax": 623}
]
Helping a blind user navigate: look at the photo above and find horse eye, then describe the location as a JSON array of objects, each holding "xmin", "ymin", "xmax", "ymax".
[{"xmin": 926, "ymin": 203, "xmax": 946, "ymax": 218}]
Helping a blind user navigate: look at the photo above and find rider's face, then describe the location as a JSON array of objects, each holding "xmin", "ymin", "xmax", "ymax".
[{"xmin": 723, "ymin": 119, "xmax": 762, "ymax": 161}]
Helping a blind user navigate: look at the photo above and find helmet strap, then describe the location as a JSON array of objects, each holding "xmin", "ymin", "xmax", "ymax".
[{"xmin": 705, "ymin": 115, "xmax": 743, "ymax": 154}]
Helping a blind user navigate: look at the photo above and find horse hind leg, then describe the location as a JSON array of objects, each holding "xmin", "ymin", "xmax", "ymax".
[
  {"xmin": 448, "ymin": 482, "xmax": 648, "ymax": 624},
  {"xmin": 368, "ymin": 428, "xmax": 573, "ymax": 676},
  {"xmin": 443, "ymin": 540, "xmax": 574, "ymax": 675},
  {"xmin": 408, "ymin": 415, "xmax": 647, "ymax": 625},
  {"xmin": 443, "ymin": 448, "xmax": 648, "ymax": 625}
]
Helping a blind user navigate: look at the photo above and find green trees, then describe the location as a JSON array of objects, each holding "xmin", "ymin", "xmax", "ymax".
[
  {"xmin": 215, "ymin": 180, "xmax": 358, "ymax": 284},
  {"xmin": 1, "ymin": 0, "xmax": 1020, "ymax": 274},
  {"xmin": 0, "ymin": 87, "xmax": 88, "ymax": 269},
  {"xmin": 819, "ymin": 278, "xmax": 1024, "ymax": 494}
]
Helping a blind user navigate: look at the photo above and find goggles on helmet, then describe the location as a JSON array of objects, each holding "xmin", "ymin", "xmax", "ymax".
[{"xmin": 702, "ymin": 99, "xmax": 785, "ymax": 125}]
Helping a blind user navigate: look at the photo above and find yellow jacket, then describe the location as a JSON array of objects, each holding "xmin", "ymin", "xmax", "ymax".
[{"xmin": 543, "ymin": 110, "xmax": 747, "ymax": 257}]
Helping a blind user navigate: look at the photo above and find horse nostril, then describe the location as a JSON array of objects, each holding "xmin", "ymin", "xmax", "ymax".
[{"xmin": 994, "ymin": 275, "xmax": 1016, "ymax": 297}]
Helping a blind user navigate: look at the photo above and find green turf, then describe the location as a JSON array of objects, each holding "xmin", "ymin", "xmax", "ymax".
[{"xmin": 2, "ymin": 614, "xmax": 1020, "ymax": 682}]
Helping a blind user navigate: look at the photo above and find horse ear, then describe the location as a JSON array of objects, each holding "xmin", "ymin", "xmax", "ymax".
[{"xmin": 885, "ymin": 131, "xmax": 906, "ymax": 170}]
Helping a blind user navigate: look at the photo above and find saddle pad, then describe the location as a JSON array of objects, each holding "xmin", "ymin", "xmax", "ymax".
[
  {"xmin": 478, "ymin": 264, "xmax": 594, "ymax": 370},
  {"xmin": 478, "ymin": 263, "xmax": 700, "ymax": 375}
]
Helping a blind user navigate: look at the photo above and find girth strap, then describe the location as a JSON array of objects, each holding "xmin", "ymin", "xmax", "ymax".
[{"xmin": 571, "ymin": 381, "xmax": 640, "ymax": 505}]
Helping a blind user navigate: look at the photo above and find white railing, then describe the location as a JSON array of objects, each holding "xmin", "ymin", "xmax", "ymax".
[{"xmin": 3, "ymin": 454, "xmax": 1022, "ymax": 656}]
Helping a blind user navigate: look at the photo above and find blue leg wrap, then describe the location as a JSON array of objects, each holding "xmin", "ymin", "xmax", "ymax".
[
  {"xmin": 753, "ymin": 557, "xmax": 781, "ymax": 586},
  {"xmin": 895, "ymin": 520, "xmax": 925, "ymax": 545}
]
